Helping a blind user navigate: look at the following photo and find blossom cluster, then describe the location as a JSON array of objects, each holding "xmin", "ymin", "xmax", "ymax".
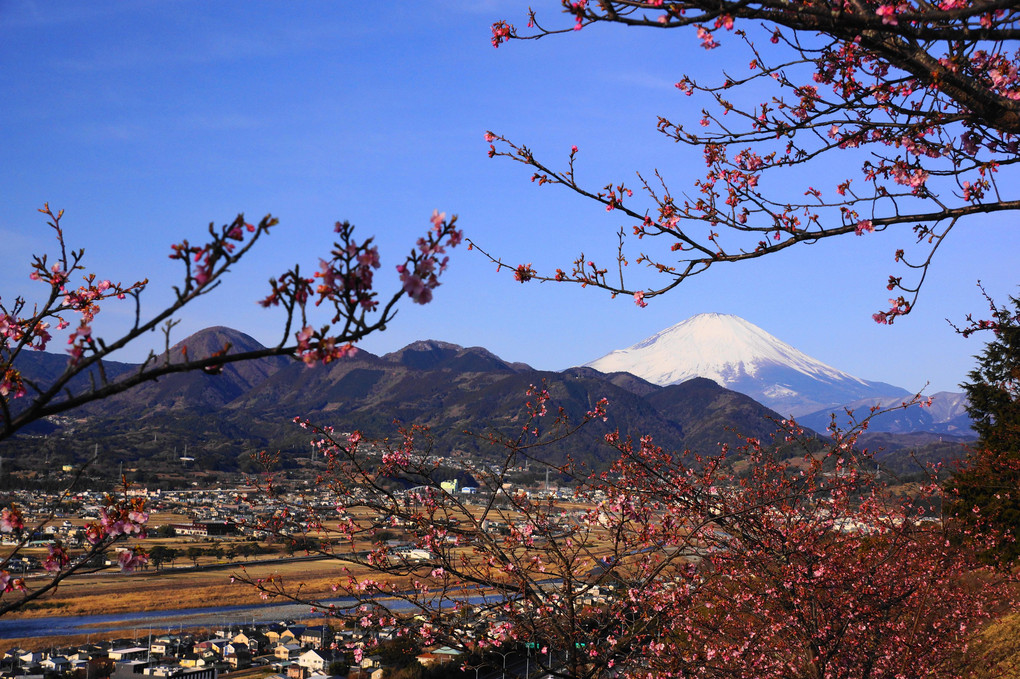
[
  {"xmin": 0, "ymin": 503, "xmax": 28, "ymax": 606},
  {"xmin": 396, "ymin": 210, "xmax": 462, "ymax": 305},
  {"xmin": 0, "ymin": 492, "xmax": 150, "ymax": 609},
  {"xmin": 0, "ymin": 206, "xmax": 147, "ymax": 398},
  {"xmin": 292, "ymin": 325, "xmax": 358, "ymax": 367},
  {"xmin": 169, "ymin": 215, "xmax": 260, "ymax": 290},
  {"xmin": 259, "ymin": 211, "xmax": 461, "ymax": 367},
  {"xmin": 0, "ymin": 367, "xmax": 25, "ymax": 399},
  {"xmin": 0, "ymin": 506, "xmax": 24, "ymax": 533}
]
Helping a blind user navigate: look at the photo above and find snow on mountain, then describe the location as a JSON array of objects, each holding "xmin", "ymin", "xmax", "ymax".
[
  {"xmin": 589, "ymin": 313, "xmax": 861, "ymax": 387},
  {"xmin": 585, "ymin": 313, "xmax": 911, "ymax": 417},
  {"xmin": 798, "ymin": 391, "xmax": 973, "ymax": 435}
]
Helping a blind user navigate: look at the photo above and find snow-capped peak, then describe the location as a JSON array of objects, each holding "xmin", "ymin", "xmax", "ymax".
[
  {"xmin": 585, "ymin": 313, "xmax": 907, "ymax": 417},
  {"xmin": 588, "ymin": 313, "xmax": 864, "ymax": 387}
]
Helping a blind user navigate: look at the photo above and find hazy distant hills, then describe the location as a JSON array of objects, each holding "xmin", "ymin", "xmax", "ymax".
[{"xmin": 796, "ymin": 392, "xmax": 975, "ymax": 436}]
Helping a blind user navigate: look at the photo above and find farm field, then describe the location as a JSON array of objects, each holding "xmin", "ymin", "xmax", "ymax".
[{"xmin": 5, "ymin": 557, "xmax": 343, "ymax": 619}]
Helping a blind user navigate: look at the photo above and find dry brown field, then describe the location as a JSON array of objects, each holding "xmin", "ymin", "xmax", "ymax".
[
  {"xmin": 6, "ymin": 558, "xmax": 342, "ymax": 618},
  {"xmin": 0, "ymin": 497, "xmax": 619, "ymax": 650},
  {"xmin": 0, "ymin": 557, "xmax": 358, "ymax": 649}
]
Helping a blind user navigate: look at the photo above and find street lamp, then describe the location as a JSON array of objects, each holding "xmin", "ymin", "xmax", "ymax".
[
  {"xmin": 463, "ymin": 662, "xmax": 482, "ymax": 679},
  {"xmin": 492, "ymin": 649, "xmax": 514, "ymax": 679}
]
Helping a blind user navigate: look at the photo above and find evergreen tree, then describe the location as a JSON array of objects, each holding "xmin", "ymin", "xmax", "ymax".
[
  {"xmin": 964, "ymin": 296, "xmax": 1020, "ymax": 451},
  {"xmin": 947, "ymin": 295, "xmax": 1020, "ymax": 564}
]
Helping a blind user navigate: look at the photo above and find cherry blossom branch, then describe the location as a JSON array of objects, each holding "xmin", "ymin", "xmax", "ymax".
[
  {"xmin": 0, "ymin": 205, "xmax": 461, "ymax": 616},
  {"xmin": 0, "ymin": 484, "xmax": 149, "ymax": 616},
  {"xmin": 239, "ymin": 390, "xmax": 1010, "ymax": 678},
  {"xmin": 485, "ymin": 2, "xmax": 1020, "ymax": 321},
  {"xmin": 0, "ymin": 207, "xmax": 463, "ymax": 442}
]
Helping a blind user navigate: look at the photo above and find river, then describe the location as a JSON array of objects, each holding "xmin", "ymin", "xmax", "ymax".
[
  {"xmin": 0, "ymin": 598, "xmax": 356, "ymax": 640},
  {"xmin": 0, "ymin": 591, "xmax": 501, "ymax": 641}
]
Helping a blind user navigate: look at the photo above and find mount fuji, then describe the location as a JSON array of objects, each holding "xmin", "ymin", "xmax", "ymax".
[{"xmin": 585, "ymin": 313, "xmax": 911, "ymax": 417}]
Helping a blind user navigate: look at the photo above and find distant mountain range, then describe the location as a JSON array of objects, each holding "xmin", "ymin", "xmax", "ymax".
[
  {"xmin": 3, "ymin": 318, "xmax": 973, "ymax": 473},
  {"xmin": 587, "ymin": 313, "xmax": 973, "ymax": 435},
  {"xmin": 5, "ymin": 327, "xmax": 803, "ymax": 471}
]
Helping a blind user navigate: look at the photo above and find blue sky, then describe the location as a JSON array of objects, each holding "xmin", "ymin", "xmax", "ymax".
[{"xmin": 1, "ymin": 0, "xmax": 1016, "ymax": 394}]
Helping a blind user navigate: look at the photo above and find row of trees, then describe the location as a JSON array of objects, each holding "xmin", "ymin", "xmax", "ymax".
[{"xmin": 146, "ymin": 541, "xmax": 274, "ymax": 569}]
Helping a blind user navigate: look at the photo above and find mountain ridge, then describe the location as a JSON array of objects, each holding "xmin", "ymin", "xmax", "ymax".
[
  {"xmin": 4, "ymin": 323, "xmax": 972, "ymax": 474},
  {"xmin": 6, "ymin": 326, "xmax": 817, "ymax": 470}
]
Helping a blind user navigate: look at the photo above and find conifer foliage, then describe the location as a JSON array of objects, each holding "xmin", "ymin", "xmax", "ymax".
[{"xmin": 947, "ymin": 294, "xmax": 1020, "ymax": 564}]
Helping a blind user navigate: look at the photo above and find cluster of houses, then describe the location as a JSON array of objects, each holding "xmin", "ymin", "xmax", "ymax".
[{"xmin": 1, "ymin": 621, "xmax": 465, "ymax": 679}]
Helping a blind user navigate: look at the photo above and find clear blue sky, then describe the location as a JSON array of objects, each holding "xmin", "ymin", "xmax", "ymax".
[{"xmin": 1, "ymin": 1, "xmax": 1016, "ymax": 394}]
